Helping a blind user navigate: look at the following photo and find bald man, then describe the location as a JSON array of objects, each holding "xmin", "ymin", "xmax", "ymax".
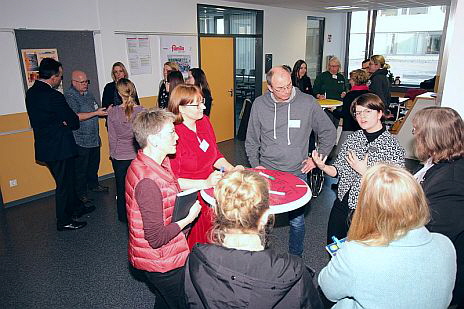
[
  {"xmin": 64, "ymin": 70, "xmax": 108, "ymax": 204},
  {"xmin": 246, "ymin": 66, "xmax": 336, "ymax": 257}
]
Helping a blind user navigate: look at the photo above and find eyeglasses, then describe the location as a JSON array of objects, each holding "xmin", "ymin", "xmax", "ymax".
[
  {"xmin": 273, "ymin": 84, "xmax": 292, "ymax": 93},
  {"xmin": 73, "ymin": 79, "xmax": 90, "ymax": 85},
  {"xmin": 354, "ymin": 109, "xmax": 374, "ymax": 118},
  {"xmin": 185, "ymin": 98, "xmax": 206, "ymax": 107}
]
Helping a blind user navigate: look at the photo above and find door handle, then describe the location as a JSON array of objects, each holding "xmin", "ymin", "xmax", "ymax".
[{"xmin": 228, "ymin": 89, "xmax": 233, "ymax": 97}]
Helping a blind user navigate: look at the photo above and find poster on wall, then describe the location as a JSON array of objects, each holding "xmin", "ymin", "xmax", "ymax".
[
  {"xmin": 160, "ymin": 36, "xmax": 197, "ymax": 79},
  {"xmin": 21, "ymin": 49, "xmax": 62, "ymax": 91},
  {"xmin": 126, "ymin": 35, "xmax": 152, "ymax": 75}
]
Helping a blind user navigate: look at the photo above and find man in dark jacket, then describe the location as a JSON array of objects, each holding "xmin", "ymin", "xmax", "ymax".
[{"xmin": 25, "ymin": 58, "xmax": 93, "ymax": 231}]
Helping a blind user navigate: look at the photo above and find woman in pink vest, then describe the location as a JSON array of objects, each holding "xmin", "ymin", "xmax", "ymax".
[
  {"xmin": 168, "ymin": 84, "xmax": 243, "ymax": 249},
  {"xmin": 125, "ymin": 108, "xmax": 201, "ymax": 309}
]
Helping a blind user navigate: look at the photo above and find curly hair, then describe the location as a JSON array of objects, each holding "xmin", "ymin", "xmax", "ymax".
[{"xmin": 211, "ymin": 170, "xmax": 272, "ymax": 246}]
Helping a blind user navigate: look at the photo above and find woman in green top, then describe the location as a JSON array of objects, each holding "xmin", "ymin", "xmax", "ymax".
[{"xmin": 313, "ymin": 57, "xmax": 347, "ymax": 100}]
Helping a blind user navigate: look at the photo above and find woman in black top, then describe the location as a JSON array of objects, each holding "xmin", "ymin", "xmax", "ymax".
[
  {"xmin": 102, "ymin": 62, "xmax": 139, "ymax": 108},
  {"xmin": 368, "ymin": 55, "xmax": 391, "ymax": 106},
  {"xmin": 186, "ymin": 68, "xmax": 213, "ymax": 116},
  {"xmin": 412, "ymin": 107, "xmax": 464, "ymax": 308},
  {"xmin": 158, "ymin": 61, "xmax": 180, "ymax": 109},
  {"xmin": 291, "ymin": 60, "xmax": 314, "ymax": 96}
]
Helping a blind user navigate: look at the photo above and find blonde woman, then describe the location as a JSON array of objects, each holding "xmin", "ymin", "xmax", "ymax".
[
  {"xmin": 184, "ymin": 170, "xmax": 323, "ymax": 309},
  {"xmin": 319, "ymin": 164, "xmax": 456, "ymax": 309},
  {"xmin": 158, "ymin": 61, "xmax": 180, "ymax": 109},
  {"xmin": 368, "ymin": 55, "xmax": 391, "ymax": 105},
  {"xmin": 107, "ymin": 78, "xmax": 144, "ymax": 222},
  {"xmin": 412, "ymin": 106, "xmax": 464, "ymax": 307},
  {"xmin": 102, "ymin": 62, "xmax": 139, "ymax": 108}
]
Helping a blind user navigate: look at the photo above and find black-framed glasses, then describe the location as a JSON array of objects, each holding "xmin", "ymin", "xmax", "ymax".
[{"xmin": 73, "ymin": 79, "xmax": 90, "ymax": 85}]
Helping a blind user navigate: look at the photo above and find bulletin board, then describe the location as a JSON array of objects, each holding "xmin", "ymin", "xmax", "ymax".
[{"xmin": 15, "ymin": 29, "xmax": 101, "ymax": 104}]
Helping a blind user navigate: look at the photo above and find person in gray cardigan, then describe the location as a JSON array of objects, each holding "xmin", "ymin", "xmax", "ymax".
[
  {"xmin": 319, "ymin": 164, "xmax": 456, "ymax": 309},
  {"xmin": 245, "ymin": 66, "xmax": 336, "ymax": 256}
]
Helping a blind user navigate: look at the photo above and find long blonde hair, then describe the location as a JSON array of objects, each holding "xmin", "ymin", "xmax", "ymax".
[
  {"xmin": 116, "ymin": 78, "xmax": 138, "ymax": 122},
  {"xmin": 348, "ymin": 164, "xmax": 430, "ymax": 246},
  {"xmin": 212, "ymin": 170, "xmax": 272, "ymax": 245}
]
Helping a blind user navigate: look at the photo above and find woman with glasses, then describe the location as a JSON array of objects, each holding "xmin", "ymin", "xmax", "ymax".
[
  {"xmin": 412, "ymin": 107, "xmax": 464, "ymax": 308},
  {"xmin": 158, "ymin": 61, "xmax": 180, "ymax": 109},
  {"xmin": 186, "ymin": 68, "xmax": 213, "ymax": 117},
  {"xmin": 291, "ymin": 59, "xmax": 314, "ymax": 97},
  {"xmin": 168, "ymin": 84, "xmax": 243, "ymax": 249},
  {"xmin": 318, "ymin": 164, "xmax": 456, "ymax": 309},
  {"xmin": 313, "ymin": 57, "xmax": 347, "ymax": 101},
  {"xmin": 102, "ymin": 62, "xmax": 140, "ymax": 108},
  {"xmin": 107, "ymin": 78, "xmax": 144, "ymax": 222},
  {"xmin": 185, "ymin": 170, "xmax": 323, "ymax": 308},
  {"xmin": 312, "ymin": 93, "xmax": 404, "ymax": 243}
]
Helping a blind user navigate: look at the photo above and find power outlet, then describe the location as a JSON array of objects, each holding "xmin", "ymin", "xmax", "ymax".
[{"xmin": 9, "ymin": 179, "xmax": 18, "ymax": 187}]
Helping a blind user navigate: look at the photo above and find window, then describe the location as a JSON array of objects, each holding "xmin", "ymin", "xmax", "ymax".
[{"xmin": 347, "ymin": 6, "xmax": 446, "ymax": 85}]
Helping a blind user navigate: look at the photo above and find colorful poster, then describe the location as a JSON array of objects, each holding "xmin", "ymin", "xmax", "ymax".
[
  {"xmin": 160, "ymin": 36, "xmax": 197, "ymax": 79},
  {"xmin": 126, "ymin": 35, "xmax": 152, "ymax": 75},
  {"xmin": 21, "ymin": 49, "xmax": 60, "ymax": 90}
]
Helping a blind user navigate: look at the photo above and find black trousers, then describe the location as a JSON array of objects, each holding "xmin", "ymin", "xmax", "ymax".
[
  {"xmin": 145, "ymin": 267, "xmax": 186, "ymax": 309},
  {"xmin": 326, "ymin": 194, "xmax": 353, "ymax": 245},
  {"xmin": 111, "ymin": 158, "xmax": 132, "ymax": 222},
  {"xmin": 46, "ymin": 158, "xmax": 81, "ymax": 225},
  {"xmin": 74, "ymin": 145, "xmax": 101, "ymax": 198}
]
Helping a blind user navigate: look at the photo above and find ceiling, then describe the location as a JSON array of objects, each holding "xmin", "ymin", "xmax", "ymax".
[{"xmin": 223, "ymin": 0, "xmax": 450, "ymax": 12}]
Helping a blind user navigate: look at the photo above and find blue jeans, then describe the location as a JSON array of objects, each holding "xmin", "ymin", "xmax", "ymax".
[{"xmin": 288, "ymin": 173, "xmax": 308, "ymax": 257}]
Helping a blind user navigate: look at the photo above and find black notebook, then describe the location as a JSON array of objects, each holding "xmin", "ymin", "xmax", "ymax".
[{"xmin": 172, "ymin": 189, "xmax": 199, "ymax": 228}]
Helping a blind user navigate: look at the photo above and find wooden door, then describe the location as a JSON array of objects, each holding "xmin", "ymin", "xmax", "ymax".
[{"xmin": 200, "ymin": 37, "xmax": 234, "ymax": 142}]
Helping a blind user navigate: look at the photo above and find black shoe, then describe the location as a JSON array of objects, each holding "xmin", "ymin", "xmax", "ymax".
[
  {"xmin": 79, "ymin": 196, "xmax": 94, "ymax": 204},
  {"xmin": 90, "ymin": 185, "xmax": 109, "ymax": 193},
  {"xmin": 72, "ymin": 205, "xmax": 96, "ymax": 219},
  {"xmin": 57, "ymin": 220, "xmax": 87, "ymax": 231}
]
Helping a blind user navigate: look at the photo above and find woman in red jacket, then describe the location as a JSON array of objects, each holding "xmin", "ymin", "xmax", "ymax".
[
  {"xmin": 125, "ymin": 108, "xmax": 201, "ymax": 309},
  {"xmin": 168, "ymin": 84, "xmax": 243, "ymax": 249}
]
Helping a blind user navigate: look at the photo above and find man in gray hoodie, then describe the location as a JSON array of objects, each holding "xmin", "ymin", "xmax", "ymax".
[{"xmin": 246, "ymin": 66, "xmax": 336, "ymax": 257}]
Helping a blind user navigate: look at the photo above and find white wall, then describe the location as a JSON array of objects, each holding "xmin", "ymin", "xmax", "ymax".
[
  {"xmin": 438, "ymin": 0, "xmax": 464, "ymax": 117},
  {"xmin": 0, "ymin": 0, "xmax": 347, "ymax": 116}
]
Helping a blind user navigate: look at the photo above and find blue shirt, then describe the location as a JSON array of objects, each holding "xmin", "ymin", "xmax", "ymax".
[{"xmin": 64, "ymin": 86, "xmax": 100, "ymax": 148}]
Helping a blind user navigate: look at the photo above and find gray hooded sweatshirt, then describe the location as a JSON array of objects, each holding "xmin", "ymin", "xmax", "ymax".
[{"xmin": 245, "ymin": 88, "xmax": 336, "ymax": 175}]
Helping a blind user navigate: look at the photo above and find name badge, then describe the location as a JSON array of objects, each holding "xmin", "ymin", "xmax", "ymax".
[
  {"xmin": 199, "ymin": 139, "xmax": 210, "ymax": 152},
  {"xmin": 93, "ymin": 102, "xmax": 99, "ymax": 110},
  {"xmin": 289, "ymin": 119, "xmax": 301, "ymax": 128},
  {"xmin": 332, "ymin": 74, "xmax": 338, "ymax": 79}
]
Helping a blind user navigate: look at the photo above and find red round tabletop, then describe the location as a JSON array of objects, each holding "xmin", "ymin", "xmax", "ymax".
[{"xmin": 200, "ymin": 169, "xmax": 312, "ymax": 214}]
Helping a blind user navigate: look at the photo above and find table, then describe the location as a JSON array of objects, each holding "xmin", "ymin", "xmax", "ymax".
[
  {"xmin": 200, "ymin": 169, "xmax": 312, "ymax": 214},
  {"xmin": 317, "ymin": 99, "xmax": 343, "ymax": 108}
]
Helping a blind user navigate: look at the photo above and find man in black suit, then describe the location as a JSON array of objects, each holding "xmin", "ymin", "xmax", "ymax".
[{"xmin": 25, "ymin": 58, "xmax": 95, "ymax": 231}]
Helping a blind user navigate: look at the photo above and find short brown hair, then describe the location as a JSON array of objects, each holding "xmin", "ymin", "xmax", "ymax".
[
  {"xmin": 111, "ymin": 62, "xmax": 128, "ymax": 81},
  {"xmin": 212, "ymin": 170, "xmax": 272, "ymax": 245},
  {"xmin": 348, "ymin": 164, "xmax": 430, "ymax": 246},
  {"xmin": 412, "ymin": 107, "xmax": 464, "ymax": 162},
  {"xmin": 167, "ymin": 84, "xmax": 203, "ymax": 124},
  {"xmin": 349, "ymin": 69, "xmax": 369, "ymax": 86},
  {"xmin": 132, "ymin": 108, "xmax": 175, "ymax": 149},
  {"xmin": 351, "ymin": 93, "xmax": 385, "ymax": 120}
]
